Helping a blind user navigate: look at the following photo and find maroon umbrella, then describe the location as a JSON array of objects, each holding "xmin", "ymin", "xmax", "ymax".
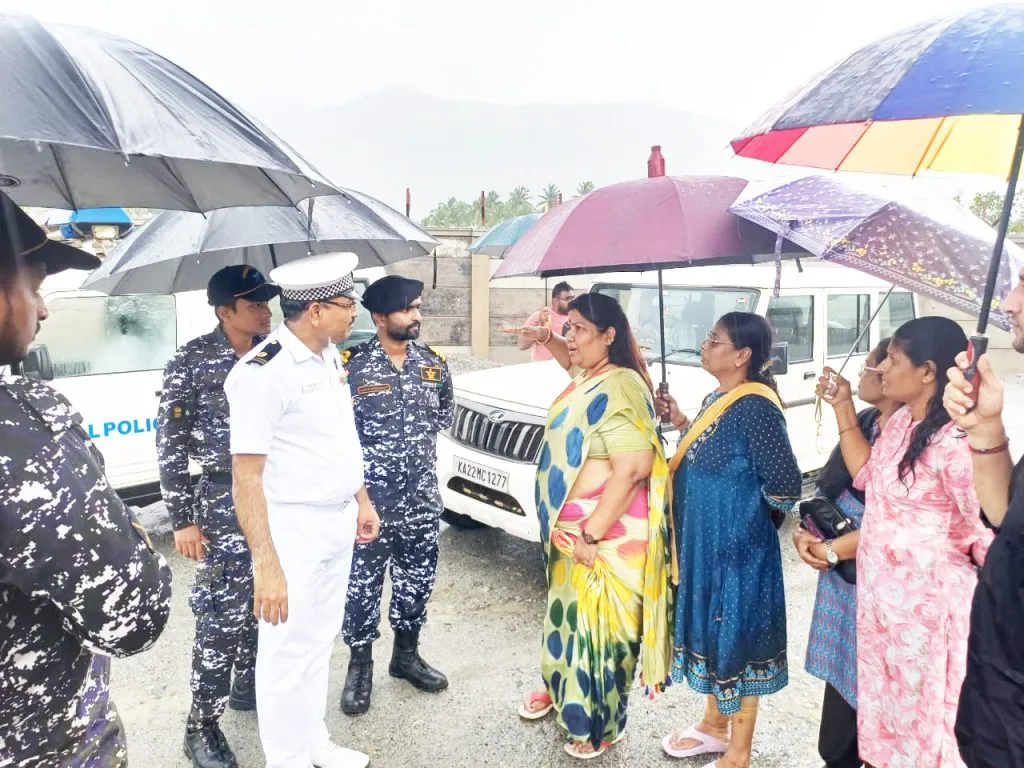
[
  {"xmin": 494, "ymin": 174, "xmax": 802, "ymax": 390},
  {"xmin": 493, "ymin": 175, "xmax": 795, "ymax": 278}
]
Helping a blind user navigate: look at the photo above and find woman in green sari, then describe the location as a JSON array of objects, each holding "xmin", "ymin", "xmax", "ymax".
[{"xmin": 512, "ymin": 293, "xmax": 674, "ymax": 760}]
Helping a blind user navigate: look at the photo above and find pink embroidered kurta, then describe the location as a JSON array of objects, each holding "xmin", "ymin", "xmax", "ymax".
[{"xmin": 854, "ymin": 407, "xmax": 994, "ymax": 768}]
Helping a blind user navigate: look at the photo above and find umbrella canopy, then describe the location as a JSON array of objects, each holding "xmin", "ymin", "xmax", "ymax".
[
  {"xmin": 82, "ymin": 189, "xmax": 438, "ymax": 295},
  {"xmin": 0, "ymin": 13, "xmax": 337, "ymax": 211},
  {"xmin": 730, "ymin": 176, "xmax": 1024, "ymax": 331},
  {"xmin": 468, "ymin": 213, "xmax": 542, "ymax": 257},
  {"xmin": 729, "ymin": 2, "xmax": 1024, "ymax": 347},
  {"xmin": 493, "ymin": 175, "xmax": 799, "ymax": 279},
  {"xmin": 730, "ymin": 4, "xmax": 1024, "ymax": 177}
]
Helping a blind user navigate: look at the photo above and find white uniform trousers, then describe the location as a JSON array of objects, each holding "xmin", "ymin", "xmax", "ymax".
[{"xmin": 257, "ymin": 499, "xmax": 357, "ymax": 768}]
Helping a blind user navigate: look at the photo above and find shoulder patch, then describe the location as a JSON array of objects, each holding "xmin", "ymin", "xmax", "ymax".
[
  {"xmin": 247, "ymin": 341, "xmax": 282, "ymax": 366},
  {"xmin": 425, "ymin": 343, "xmax": 446, "ymax": 363}
]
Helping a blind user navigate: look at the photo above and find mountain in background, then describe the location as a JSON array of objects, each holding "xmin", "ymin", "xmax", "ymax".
[{"xmin": 255, "ymin": 86, "xmax": 742, "ymax": 220}]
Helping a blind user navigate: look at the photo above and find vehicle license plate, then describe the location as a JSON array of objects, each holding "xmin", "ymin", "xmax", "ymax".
[{"xmin": 454, "ymin": 456, "xmax": 509, "ymax": 493}]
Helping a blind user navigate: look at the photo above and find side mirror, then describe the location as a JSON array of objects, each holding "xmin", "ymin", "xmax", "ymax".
[
  {"xmin": 769, "ymin": 342, "xmax": 788, "ymax": 376},
  {"xmin": 22, "ymin": 344, "xmax": 54, "ymax": 381}
]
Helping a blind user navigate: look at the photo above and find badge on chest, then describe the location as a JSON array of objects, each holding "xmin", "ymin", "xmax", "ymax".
[
  {"xmin": 356, "ymin": 383, "xmax": 392, "ymax": 396},
  {"xmin": 420, "ymin": 365, "xmax": 443, "ymax": 387}
]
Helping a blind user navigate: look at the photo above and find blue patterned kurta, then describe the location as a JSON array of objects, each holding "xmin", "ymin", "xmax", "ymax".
[
  {"xmin": 671, "ymin": 391, "xmax": 801, "ymax": 714},
  {"xmin": 804, "ymin": 492, "xmax": 863, "ymax": 709}
]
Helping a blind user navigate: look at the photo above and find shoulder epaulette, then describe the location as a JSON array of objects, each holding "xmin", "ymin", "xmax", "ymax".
[
  {"xmin": 247, "ymin": 341, "xmax": 282, "ymax": 366},
  {"xmin": 341, "ymin": 341, "xmax": 371, "ymax": 366},
  {"xmin": 423, "ymin": 343, "xmax": 447, "ymax": 363}
]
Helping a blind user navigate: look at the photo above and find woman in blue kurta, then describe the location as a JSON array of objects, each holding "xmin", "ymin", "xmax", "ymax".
[{"xmin": 656, "ymin": 312, "xmax": 801, "ymax": 768}]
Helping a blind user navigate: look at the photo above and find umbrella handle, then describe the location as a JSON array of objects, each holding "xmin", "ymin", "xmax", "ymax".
[{"xmin": 963, "ymin": 334, "xmax": 987, "ymax": 409}]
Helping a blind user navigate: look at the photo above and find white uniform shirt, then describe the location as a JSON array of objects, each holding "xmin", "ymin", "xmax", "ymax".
[{"xmin": 226, "ymin": 322, "xmax": 364, "ymax": 507}]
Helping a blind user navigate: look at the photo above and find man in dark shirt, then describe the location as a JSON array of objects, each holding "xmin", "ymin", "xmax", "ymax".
[
  {"xmin": 157, "ymin": 266, "xmax": 280, "ymax": 768},
  {"xmin": 945, "ymin": 265, "xmax": 1024, "ymax": 767},
  {"xmin": 0, "ymin": 193, "xmax": 173, "ymax": 768},
  {"xmin": 338, "ymin": 275, "xmax": 454, "ymax": 715}
]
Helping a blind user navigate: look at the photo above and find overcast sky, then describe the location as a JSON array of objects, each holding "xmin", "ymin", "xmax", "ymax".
[{"xmin": 7, "ymin": 0, "xmax": 996, "ymax": 122}]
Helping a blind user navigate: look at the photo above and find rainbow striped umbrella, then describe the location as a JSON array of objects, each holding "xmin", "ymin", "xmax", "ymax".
[{"xmin": 732, "ymin": 3, "xmax": 1024, "ymax": 358}]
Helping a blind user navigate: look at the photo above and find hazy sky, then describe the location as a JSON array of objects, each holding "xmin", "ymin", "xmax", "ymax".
[{"xmin": 7, "ymin": 0, "xmax": 996, "ymax": 123}]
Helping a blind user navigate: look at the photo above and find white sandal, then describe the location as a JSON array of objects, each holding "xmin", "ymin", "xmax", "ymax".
[{"xmin": 661, "ymin": 725, "xmax": 728, "ymax": 758}]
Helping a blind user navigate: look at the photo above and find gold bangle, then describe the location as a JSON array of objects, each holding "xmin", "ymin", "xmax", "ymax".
[
  {"xmin": 838, "ymin": 424, "xmax": 859, "ymax": 436},
  {"xmin": 541, "ymin": 327, "xmax": 552, "ymax": 344}
]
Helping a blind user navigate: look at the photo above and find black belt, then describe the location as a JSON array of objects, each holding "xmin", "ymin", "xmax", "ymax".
[{"xmin": 202, "ymin": 471, "xmax": 233, "ymax": 485}]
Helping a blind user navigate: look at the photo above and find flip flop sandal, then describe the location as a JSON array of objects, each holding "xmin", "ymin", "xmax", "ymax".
[
  {"xmin": 563, "ymin": 742, "xmax": 606, "ymax": 760},
  {"xmin": 661, "ymin": 726, "xmax": 728, "ymax": 759},
  {"xmin": 563, "ymin": 730, "xmax": 626, "ymax": 760},
  {"xmin": 517, "ymin": 690, "xmax": 553, "ymax": 720}
]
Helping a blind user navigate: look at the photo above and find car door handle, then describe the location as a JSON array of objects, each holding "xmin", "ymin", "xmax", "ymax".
[{"xmin": 803, "ymin": 372, "xmax": 816, "ymax": 380}]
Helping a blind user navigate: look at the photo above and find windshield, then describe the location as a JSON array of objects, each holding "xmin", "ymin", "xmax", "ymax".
[{"xmin": 593, "ymin": 284, "xmax": 760, "ymax": 366}]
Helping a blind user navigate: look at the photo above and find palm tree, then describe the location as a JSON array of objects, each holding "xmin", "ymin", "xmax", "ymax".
[
  {"xmin": 509, "ymin": 186, "xmax": 531, "ymax": 208},
  {"xmin": 538, "ymin": 184, "xmax": 561, "ymax": 212},
  {"xmin": 575, "ymin": 181, "xmax": 595, "ymax": 196}
]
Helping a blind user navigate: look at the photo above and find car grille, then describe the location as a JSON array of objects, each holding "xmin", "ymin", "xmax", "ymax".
[{"xmin": 448, "ymin": 403, "xmax": 545, "ymax": 463}]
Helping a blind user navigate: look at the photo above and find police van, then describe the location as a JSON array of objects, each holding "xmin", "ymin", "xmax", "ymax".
[
  {"xmin": 437, "ymin": 260, "xmax": 918, "ymax": 542},
  {"xmin": 19, "ymin": 266, "xmax": 385, "ymax": 505}
]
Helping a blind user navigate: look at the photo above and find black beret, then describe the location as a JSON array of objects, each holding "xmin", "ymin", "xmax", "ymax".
[{"xmin": 362, "ymin": 275, "xmax": 424, "ymax": 314}]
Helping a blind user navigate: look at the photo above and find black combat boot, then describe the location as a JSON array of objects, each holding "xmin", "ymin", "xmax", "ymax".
[
  {"xmin": 228, "ymin": 676, "xmax": 256, "ymax": 711},
  {"xmin": 340, "ymin": 644, "xmax": 374, "ymax": 715},
  {"xmin": 388, "ymin": 628, "xmax": 448, "ymax": 693},
  {"xmin": 183, "ymin": 721, "xmax": 238, "ymax": 768}
]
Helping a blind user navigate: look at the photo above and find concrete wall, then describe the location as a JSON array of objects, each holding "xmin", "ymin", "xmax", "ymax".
[{"xmin": 400, "ymin": 227, "xmax": 542, "ymax": 363}]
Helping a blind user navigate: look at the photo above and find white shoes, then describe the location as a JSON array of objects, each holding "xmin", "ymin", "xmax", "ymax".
[{"xmin": 310, "ymin": 741, "xmax": 369, "ymax": 768}]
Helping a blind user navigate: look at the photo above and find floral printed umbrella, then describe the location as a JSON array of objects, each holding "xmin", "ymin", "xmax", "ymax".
[{"xmin": 729, "ymin": 175, "xmax": 1023, "ymax": 331}]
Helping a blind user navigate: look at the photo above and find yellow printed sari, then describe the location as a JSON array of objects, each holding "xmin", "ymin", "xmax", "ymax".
[{"xmin": 535, "ymin": 367, "xmax": 672, "ymax": 749}]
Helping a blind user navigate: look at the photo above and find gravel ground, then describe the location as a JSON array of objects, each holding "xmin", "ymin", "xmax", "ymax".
[{"xmin": 112, "ymin": 519, "xmax": 823, "ymax": 768}]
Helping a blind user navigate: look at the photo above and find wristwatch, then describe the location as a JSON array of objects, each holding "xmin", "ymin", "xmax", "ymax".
[{"xmin": 824, "ymin": 539, "xmax": 839, "ymax": 566}]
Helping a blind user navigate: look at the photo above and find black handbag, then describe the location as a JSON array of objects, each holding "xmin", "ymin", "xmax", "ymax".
[{"xmin": 798, "ymin": 496, "xmax": 858, "ymax": 585}]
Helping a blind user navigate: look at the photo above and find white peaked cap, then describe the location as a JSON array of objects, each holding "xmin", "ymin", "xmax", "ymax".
[{"xmin": 270, "ymin": 251, "xmax": 360, "ymax": 301}]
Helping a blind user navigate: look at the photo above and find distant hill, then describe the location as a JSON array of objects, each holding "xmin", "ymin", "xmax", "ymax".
[{"xmin": 256, "ymin": 87, "xmax": 741, "ymax": 219}]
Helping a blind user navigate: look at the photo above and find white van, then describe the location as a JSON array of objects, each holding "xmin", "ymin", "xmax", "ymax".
[
  {"xmin": 437, "ymin": 260, "xmax": 918, "ymax": 542},
  {"xmin": 18, "ymin": 266, "xmax": 385, "ymax": 504}
]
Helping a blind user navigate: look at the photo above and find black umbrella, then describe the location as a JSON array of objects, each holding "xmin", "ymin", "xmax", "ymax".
[{"xmin": 0, "ymin": 13, "xmax": 338, "ymax": 212}]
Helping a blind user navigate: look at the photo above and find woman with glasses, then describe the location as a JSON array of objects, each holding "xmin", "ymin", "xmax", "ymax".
[
  {"xmin": 818, "ymin": 318, "xmax": 993, "ymax": 768},
  {"xmin": 793, "ymin": 339, "xmax": 896, "ymax": 768},
  {"xmin": 656, "ymin": 313, "xmax": 801, "ymax": 768}
]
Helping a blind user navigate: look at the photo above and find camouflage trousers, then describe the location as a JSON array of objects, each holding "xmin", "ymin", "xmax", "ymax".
[
  {"xmin": 187, "ymin": 477, "xmax": 257, "ymax": 729},
  {"xmin": 342, "ymin": 501, "xmax": 440, "ymax": 648},
  {"xmin": 18, "ymin": 655, "xmax": 128, "ymax": 768}
]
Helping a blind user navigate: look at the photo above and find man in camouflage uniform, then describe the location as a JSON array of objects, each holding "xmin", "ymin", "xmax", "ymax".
[
  {"xmin": 339, "ymin": 275, "xmax": 454, "ymax": 715},
  {"xmin": 157, "ymin": 265, "xmax": 280, "ymax": 768},
  {"xmin": 0, "ymin": 193, "xmax": 172, "ymax": 768}
]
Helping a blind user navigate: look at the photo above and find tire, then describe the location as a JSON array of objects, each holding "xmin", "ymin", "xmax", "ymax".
[{"xmin": 441, "ymin": 510, "xmax": 485, "ymax": 530}]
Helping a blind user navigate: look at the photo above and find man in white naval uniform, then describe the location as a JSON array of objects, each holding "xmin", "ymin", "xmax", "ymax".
[{"xmin": 226, "ymin": 252, "xmax": 380, "ymax": 768}]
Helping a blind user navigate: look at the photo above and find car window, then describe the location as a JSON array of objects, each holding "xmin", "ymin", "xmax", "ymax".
[
  {"xmin": 827, "ymin": 294, "xmax": 871, "ymax": 358},
  {"xmin": 36, "ymin": 294, "xmax": 178, "ymax": 378},
  {"xmin": 593, "ymin": 284, "xmax": 759, "ymax": 366},
  {"xmin": 766, "ymin": 295, "xmax": 814, "ymax": 363},
  {"xmin": 878, "ymin": 292, "xmax": 916, "ymax": 340}
]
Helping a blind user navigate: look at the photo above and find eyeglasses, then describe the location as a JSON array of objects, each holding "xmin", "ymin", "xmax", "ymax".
[
  {"xmin": 703, "ymin": 331, "xmax": 734, "ymax": 347},
  {"xmin": 859, "ymin": 364, "xmax": 881, "ymax": 377},
  {"xmin": 320, "ymin": 298, "xmax": 358, "ymax": 311}
]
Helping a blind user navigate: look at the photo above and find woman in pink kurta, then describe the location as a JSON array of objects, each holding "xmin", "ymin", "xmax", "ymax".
[{"xmin": 819, "ymin": 317, "xmax": 994, "ymax": 768}]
